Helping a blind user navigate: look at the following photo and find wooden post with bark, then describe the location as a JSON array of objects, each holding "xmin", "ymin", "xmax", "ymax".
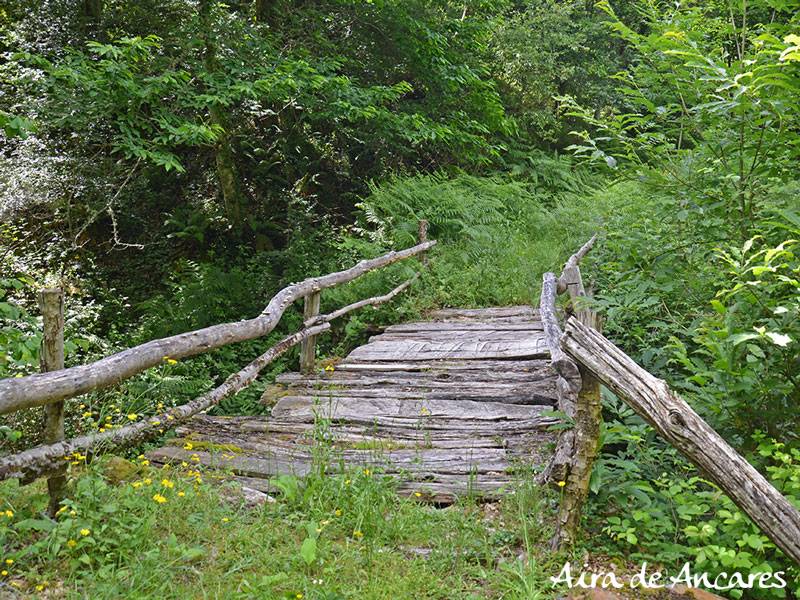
[
  {"xmin": 418, "ymin": 220, "xmax": 429, "ymax": 266},
  {"xmin": 39, "ymin": 288, "xmax": 67, "ymax": 516},
  {"xmin": 562, "ymin": 318, "xmax": 800, "ymax": 565},
  {"xmin": 300, "ymin": 291, "xmax": 321, "ymax": 374}
]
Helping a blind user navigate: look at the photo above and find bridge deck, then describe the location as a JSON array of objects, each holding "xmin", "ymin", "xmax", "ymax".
[{"xmin": 148, "ymin": 306, "xmax": 558, "ymax": 502}]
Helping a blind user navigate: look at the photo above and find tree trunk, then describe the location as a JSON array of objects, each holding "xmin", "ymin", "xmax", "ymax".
[{"xmin": 199, "ymin": 0, "xmax": 246, "ymax": 227}]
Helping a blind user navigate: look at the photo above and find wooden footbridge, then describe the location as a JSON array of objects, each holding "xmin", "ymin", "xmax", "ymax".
[
  {"xmin": 148, "ymin": 306, "xmax": 558, "ymax": 502},
  {"xmin": 1, "ymin": 229, "xmax": 799, "ymax": 563}
]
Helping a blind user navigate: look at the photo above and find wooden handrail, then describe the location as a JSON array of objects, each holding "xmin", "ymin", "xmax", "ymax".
[
  {"xmin": 539, "ymin": 236, "xmax": 600, "ymax": 551},
  {"xmin": 563, "ymin": 318, "xmax": 800, "ymax": 565},
  {"xmin": 0, "ymin": 271, "xmax": 428, "ymax": 482},
  {"xmin": 0, "ymin": 240, "xmax": 436, "ymax": 414}
]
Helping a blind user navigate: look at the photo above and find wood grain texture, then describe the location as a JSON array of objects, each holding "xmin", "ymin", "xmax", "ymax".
[
  {"xmin": 562, "ymin": 317, "xmax": 800, "ymax": 565},
  {"xmin": 147, "ymin": 306, "xmax": 556, "ymax": 503}
]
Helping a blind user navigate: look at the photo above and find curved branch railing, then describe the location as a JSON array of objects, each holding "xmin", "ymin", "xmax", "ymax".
[
  {"xmin": 0, "ymin": 240, "xmax": 435, "ymax": 414},
  {"xmin": 0, "ymin": 232, "xmax": 435, "ymax": 489}
]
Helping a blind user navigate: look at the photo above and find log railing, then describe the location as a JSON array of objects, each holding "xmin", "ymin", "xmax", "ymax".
[
  {"xmin": 541, "ymin": 237, "xmax": 800, "ymax": 565},
  {"xmin": 539, "ymin": 236, "xmax": 601, "ymax": 550},
  {"xmin": 0, "ymin": 230, "xmax": 435, "ymax": 511}
]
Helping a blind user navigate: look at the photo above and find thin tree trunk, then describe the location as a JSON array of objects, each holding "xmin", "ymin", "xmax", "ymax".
[{"xmin": 199, "ymin": 0, "xmax": 246, "ymax": 227}]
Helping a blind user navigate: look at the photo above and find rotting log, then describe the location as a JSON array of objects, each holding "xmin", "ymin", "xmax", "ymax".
[
  {"xmin": 39, "ymin": 289, "xmax": 67, "ymax": 515},
  {"xmin": 0, "ymin": 240, "xmax": 435, "ymax": 414},
  {"xmin": 562, "ymin": 317, "xmax": 800, "ymax": 565}
]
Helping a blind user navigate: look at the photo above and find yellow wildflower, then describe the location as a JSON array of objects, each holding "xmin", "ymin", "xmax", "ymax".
[
  {"xmin": 190, "ymin": 454, "xmax": 200, "ymax": 462},
  {"xmin": 127, "ymin": 413, "xmax": 138, "ymax": 421},
  {"xmin": 69, "ymin": 510, "xmax": 76, "ymax": 516},
  {"xmin": 4, "ymin": 559, "xmax": 12, "ymax": 565},
  {"xmin": 98, "ymin": 428, "xmax": 105, "ymax": 433},
  {"xmin": 414, "ymin": 492, "xmax": 422, "ymax": 498},
  {"xmin": 152, "ymin": 494, "xmax": 167, "ymax": 504},
  {"xmin": 1, "ymin": 570, "xmax": 7, "ymax": 577},
  {"xmin": 324, "ymin": 364, "xmax": 334, "ymax": 372},
  {"xmin": 66, "ymin": 539, "xmax": 77, "ymax": 548},
  {"xmin": 144, "ymin": 478, "xmax": 152, "ymax": 485},
  {"xmin": 557, "ymin": 481, "xmax": 566, "ymax": 487},
  {"xmin": 221, "ymin": 517, "xmax": 229, "ymax": 523},
  {"xmin": 183, "ymin": 442, "xmax": 193, "ymax": 450},
  {"xmin": 344, "ymin": 479, "xmax": 351, "ymax": 486},
  {"xmin": 161, "ymin": 479, "xmax": 174, "ymax": 489},
  {"xmin": 132, "ymin": 481, "xmax": 142, "ymax": 489},
  {"xmin": 353, "ymin": 530, "xmax": 363, "ymax": 538},
  {"xmin": 363, "ymin": 469, "xmax": 371, "ymax": 476},
  {"xmin": 140, "ymin": 460, "xmax": 150, "ymax": 466},
  {"xmin": 3, "ymin": 510, "xmax": 12, "ymax": 518},
  {"xmin": 163, "ymin": 356, "xmax": 178, "ymax": 365},
  {"xmin": 166, "ymin": 415, "xmax": 174, "ymax": 421},
  {"xmin": 36, "ymin": 584, "xmax": 45, "ymax": 591},
  {"xmin": 334, "ymin": 509, "xmax": 342, "ymax": 517},
  {"xmin": 181, "ymin": 461, "xmax": 189, "ymax": 468},
  {"xmin": 296, "ymin": 594, "xmax": 304, "ymax": 600},
  {"xmin": 177, "ymin": 491, "xmax": 185, "ymax": 497},
  {"xmin": 79, "ymin": 404, "xmax": 85, "ymax": 409},
  {"xmin": 151, "ymin": 420, "xmax": 161, "ymax": 426},
  {"xmin": 80, "ymin": 528, "xmax": 90, "ymax": 536},
  {"xmin": 82, "ymin": 411, "xmax": 92, "ymax": 418}
]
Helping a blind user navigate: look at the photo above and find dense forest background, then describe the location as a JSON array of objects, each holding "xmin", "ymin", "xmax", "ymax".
[{"xmin": 1, "ymin": 0, "xmax": 800, "ymax": 597}]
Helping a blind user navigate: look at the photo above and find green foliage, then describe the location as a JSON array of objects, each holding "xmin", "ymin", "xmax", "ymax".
[
  {"xmin": 590, "ymin": 426, "xmax": 800, "ymax": 599},
  {"xmin": 353, "ymin": 169, "xmax": 615, "ymax": 307},
  {"xmin": 670, "ymin": 231, "xmax": 800, "ymax": 442},
  {"xmin": 493, "ymin": 0, "xmax": 635, "ymax": 144}
]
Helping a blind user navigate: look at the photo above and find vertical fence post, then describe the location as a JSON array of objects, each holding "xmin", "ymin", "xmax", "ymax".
[
  {"xmin": 551, "ymin": 266, "xmax": 602, "ymax": 549},
  {"xmin": 300, "ymin": 291, "xmax": 321, "ymax": 374},
  {"xmin": 39, "ymin": 288, "xmax": 66, "ymax": 516},
  {"xmin": 418, "ymin": 219, "xmax": 429, "ymax": 267}
]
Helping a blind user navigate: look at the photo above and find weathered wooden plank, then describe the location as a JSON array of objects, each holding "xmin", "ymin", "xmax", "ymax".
[
  {"xmin": 273, "ymin": 396, "xmax": 555, "ymax": 423},
  {"xmin": 369, "ymin": 330, "xmax": 541, "ymax": 343},
  {"xmin": 276, "ymin": 365, "xmax": 556, "ymax": 385},
  {"xmin": 428, "ymin": 306, "xmax": 537, "ymax": 319},
  {"xmin": 384, "ymin": 322, "xmax": 543, "ymax": 333},
  {"xmin": 333, "ymin": 359, "xmax": 551, "ymax": 373},
  {"xmin": 347, "ymin": 337, "xmax": 548, "ymax": 362},
  {"xmin": 148, "ymin": 445, "xmax": 512, "ymax": 477},
  {"xmin": 274, "ymin": 377, "xmax": 558, "ymax": 404}
]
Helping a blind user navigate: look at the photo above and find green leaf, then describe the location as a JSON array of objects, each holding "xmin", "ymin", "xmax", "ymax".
[{"xmin": 299, "ymin": 536, "xmax": 317, "ymax": 566}]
